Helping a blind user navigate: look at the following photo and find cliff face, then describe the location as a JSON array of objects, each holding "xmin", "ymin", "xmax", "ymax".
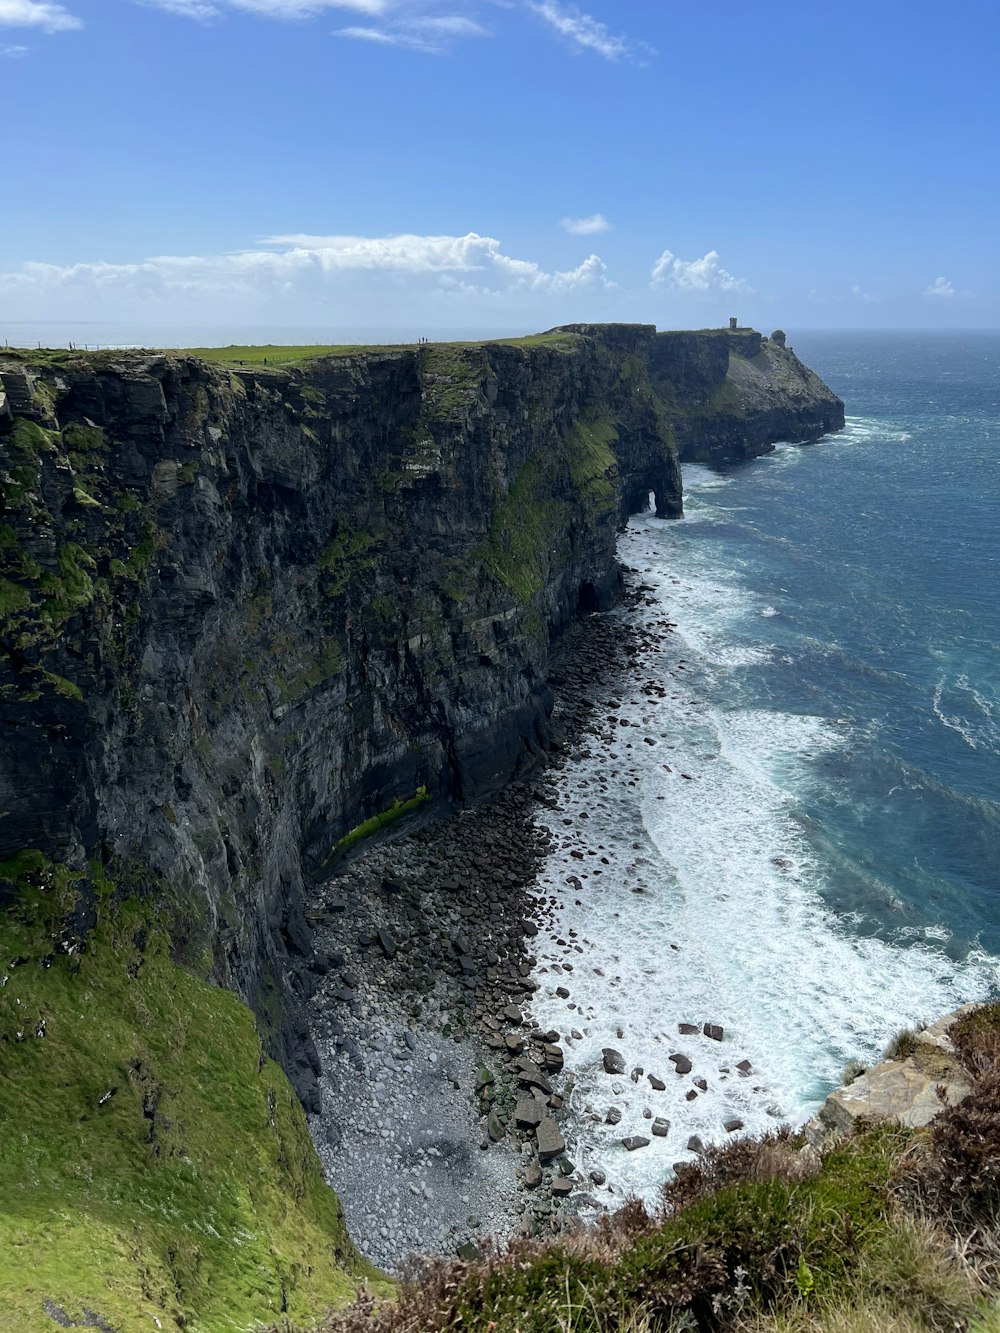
[
  {"xmin": 648, "ymin": 328, "xmax": 844, "ymax": 464},
  {"xmin": 0, "ymin": 325, "xmax": 841, "ymax": 1097}
]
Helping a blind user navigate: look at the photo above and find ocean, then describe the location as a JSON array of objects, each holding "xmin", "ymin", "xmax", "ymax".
[{"xmin": 530, "ymin": 330, "xmax": 1000, "ymax": 1202}]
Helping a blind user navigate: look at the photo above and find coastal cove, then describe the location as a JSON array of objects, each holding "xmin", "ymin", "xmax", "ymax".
[
  {"xmin": 8, "ymin": 326, "xmax": 999, "ymax": 1324},
  {"xmin": 527, "ymin": 330, "xmax": 1000, "ymax": 1202},
  {"xmin": 299, "ymin": 330, "xmax": 1000, "ymax": 1258}
]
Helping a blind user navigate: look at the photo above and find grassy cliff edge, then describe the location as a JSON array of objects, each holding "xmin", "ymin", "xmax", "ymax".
[{"xmin": 0, "ymin": 854, "xmax": 383, "ymax": 1332}]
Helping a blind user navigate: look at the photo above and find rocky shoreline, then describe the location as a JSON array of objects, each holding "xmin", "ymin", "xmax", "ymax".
[{"xmin": 304, "ymin": 575, "xmax": 659, "ymax": 1272}]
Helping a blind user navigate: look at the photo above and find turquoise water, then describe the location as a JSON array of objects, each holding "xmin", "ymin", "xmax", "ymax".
[
  {"xmin": 680, "ymin": 330, "xmax": 1000, "ymax": 956},
  {"xmin": 531, "ymin": 330, "xmax": 1000, "ymax": 1201}
]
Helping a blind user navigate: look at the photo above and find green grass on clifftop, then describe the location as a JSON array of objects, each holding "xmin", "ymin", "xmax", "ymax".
[
  {"xmin": 0, "ymin": 856, "xmax": 381, "ymax": 1332},
  {"xmin": 178, "ymin": 332, "xmax": 581, "ymax": 368}
]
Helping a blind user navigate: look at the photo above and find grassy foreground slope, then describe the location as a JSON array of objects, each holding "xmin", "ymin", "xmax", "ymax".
[{"xmin": 0, "ymin": 854, "xmax": 381, "ymax": 1332}]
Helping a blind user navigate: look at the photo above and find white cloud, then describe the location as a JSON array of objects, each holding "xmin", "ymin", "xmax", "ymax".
[
  {"xmin": 140, "ymin": 0, "xmax": 220, "ymax": 16},
  {"xmin": 230, "ymin": 0, "xmax": 384, "ymax": 13},
  {"xmin": 1, "ymin": 40, "xmax": 29, "ymax": 51},
  {"xmin": 650, "ymin": 248, "xmax": 753, "ymax": 297},
  {"xmin": 141, "ymin": 0, "xmax": 387, "ymax": 20},
  {"xmin": 141, "ymin": 0, "xmax": 649, "ymax": 61},
  {"xmin": 560, "ymin": 213, "xmax": 610, "ymax": 236},
  {"xmin": 924, "ymin": 276, "xmax": 955, "ymax": 299},
  {"xmin": 418, "ymin": 14, "xmax": 486, "ymax": 33},
  {"xmin": 336, "ymin": 12, "xmax": 487, "ymax": 50},
  {"xmin": 528, "ymin": 1, "xmax": 652, "ymax": 61},
  {"xmin": 850, "ymin": 284, "xmax": 882, "ymax": 304},
  {"xmin": 0, "ymin": 0, "xmax": 81, "ymax": 32},
  {"xmin": 0, "ymin": 231, "xmax": 614, "ymax": 322}
]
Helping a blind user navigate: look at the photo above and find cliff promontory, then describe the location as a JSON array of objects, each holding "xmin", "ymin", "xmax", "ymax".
[{"xmin": 0, "ymin": 324, "xmax": 843, "ymax": 1327}]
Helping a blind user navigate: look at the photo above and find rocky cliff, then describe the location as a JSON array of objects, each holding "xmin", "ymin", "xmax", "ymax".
[
  {"xmin": 648, "ymin": 327, "xmax": 844, "ymax": 464},
  {"xmin": 0, "ymin": 324, "xmax": 842, "ymax": 1097},
  {"xmin": 0, "ymin": 324, "xmax": 844, "ymax": 1071}
]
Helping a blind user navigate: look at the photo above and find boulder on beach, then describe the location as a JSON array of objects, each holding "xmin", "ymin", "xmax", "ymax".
[
  {"xmin": 622, "ymin": 1136, "xmax": 650, "ymax": 1152},
  {"xmin": 515, "ymin": 1097, "xmax": 544, "ymax": 1129},
  {"xmin": 542, "ymin": 1044, "xmax": 565, "ymax": 1072},
  {"xmin": 670, "ymin": 1053, "xmax": 693, "ymax": 1075},
  {"xmin": 516, "ymin": 1062, "xmax": 553, "ymax": 1094},
  {"xmin": 523, "ymin": 1160, "xmax": 543, "ymax": 1189},
  {"xmin": 602, "ymin": 1047, "xmax": 626, "ymax": 1075},
  {"xmin": 475, "ymin": 1066, "xmax": 494, "ymax": 1092},
  {"xmin": 652, "ymin": 1118, "xmax": 670, "ymax": 1137},
  {"xmin": 535, "ymin": 1116, "xmax": 566, "ymax": 1162}
]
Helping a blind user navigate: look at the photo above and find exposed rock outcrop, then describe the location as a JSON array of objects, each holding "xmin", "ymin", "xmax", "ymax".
[
  {"xmin": 805, "ymin": 1008, "xmax": 977, "ymax": 1148},
  {"xmin": 647, "ymin": 327, "xmax": 844, "ymax": 465}
]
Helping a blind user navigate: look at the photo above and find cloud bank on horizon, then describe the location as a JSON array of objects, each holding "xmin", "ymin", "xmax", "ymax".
[
  {"xmin": 2, "ymin": 231, "xmax": 984, "ymax": 331},
  {"xmin": 0, "ymin": 231, "xmax": 620, "ymax": 323}
]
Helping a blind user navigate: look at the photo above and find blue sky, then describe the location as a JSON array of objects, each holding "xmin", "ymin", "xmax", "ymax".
[{"xmin": 1, "ymin": 0, "xmax": 997, "ymax": 338}]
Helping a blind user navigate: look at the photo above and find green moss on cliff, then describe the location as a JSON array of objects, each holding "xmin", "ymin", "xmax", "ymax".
[
  {"xmin": 8, "ymin": 418, "xmax": 59, "ymax": 459},
  {"xmin": 419, "ymin": 345, "xmax": 481, "ymax": 421},
  {"xmin": 329, "ymin": 787, "xmax": 432, "ymax": 862},
  {"xmin": 479, "ymin": 460, "xmax": 566, "ymax": 604},
  {"xmin": 317, "ymin": 528, "xmax": 376, "ymax": 597},
  {"xmin": 38, "ymin": 542, "xmax": 97, "ymax": 625},
  {"xmin": 0, "ymin": 576, "xmax": 31, "ymax": 621},
  {"xmin": 563, "ymin": 410, "xmax": 619, "ymax": 516},
  {"xmin": 278, "ymin": 642, "xmax": 344, "ymax": 703},
  {"xmin": 0, "ymin": 856, "xmax": 380, "ymax": 1332}
]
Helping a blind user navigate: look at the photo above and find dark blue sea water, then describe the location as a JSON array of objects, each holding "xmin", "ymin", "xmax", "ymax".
[{"xmin": 531, "ymin": 331, "xmax": 1000, "ymax": 1201}]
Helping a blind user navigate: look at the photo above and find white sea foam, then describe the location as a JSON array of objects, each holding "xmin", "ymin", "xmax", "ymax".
[
  {"xmin": 837, "ymin": 416, "xmax": 913, "ymax": 444},
  {"xmin": 932, "ymin": 675, "xmax": 1000, "ymax": 754},
  {"xmin": 682, "ymin": 463, "xmax": 734, "ymax": 492},
  {"xmin": 529, "ymin": 514, "xmax": 998, "ymax": 1207}
]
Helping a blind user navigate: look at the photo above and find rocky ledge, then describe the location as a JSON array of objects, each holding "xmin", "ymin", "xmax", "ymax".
[{"xmin": 806, "ymin": 1007, "xmax": 976, "ymax": 1147}]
